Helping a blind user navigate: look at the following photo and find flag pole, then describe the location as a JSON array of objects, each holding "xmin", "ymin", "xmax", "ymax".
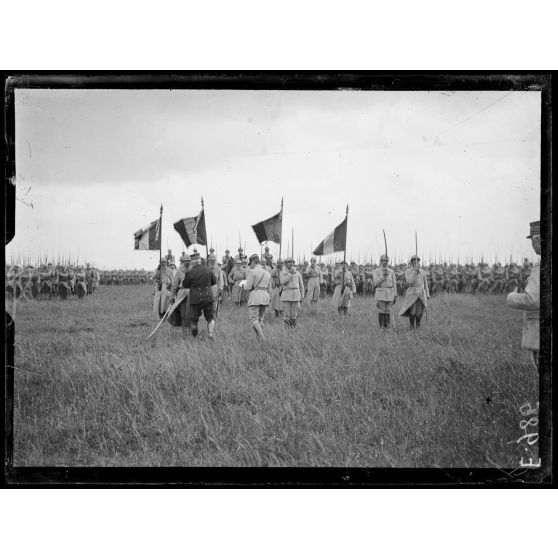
[
  {"xmin": 159, "ymin": 204, "xmax": 163, "ymax": 267},
  {"xmin": 201, "ymin": 197, "xmax": 208, "ymax": 262},
  {"xmin": 342, "ymin": 205, "xmax": 349, "ymax": 292},
  {"xmin": 279, "ymin": 197, "xmax": 283, "ymax": 260},
  {"xmin": 291, "ymin": 227, "xmax": 294, "ymax": 260}
]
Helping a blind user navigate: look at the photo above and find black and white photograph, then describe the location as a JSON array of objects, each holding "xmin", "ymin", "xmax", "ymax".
[{"xmin": 4, "ymin": 74, "xmax": 551, "ymax": 482}]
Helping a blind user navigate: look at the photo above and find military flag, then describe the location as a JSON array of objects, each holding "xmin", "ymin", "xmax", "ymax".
[
  {"xmin": 173, "ymin": 208, "xmax": 207, "ymax": 247},
  {"xmin": 313, "ymin": 213, "xmax": 347, "ymax": 256},
  {"xmin": 251, "ymin": 206, "xmax": 282, "ymax": 244},
  {"xmin": 134, "ymin": 217, "xmax": 161, "ymax": 250}
]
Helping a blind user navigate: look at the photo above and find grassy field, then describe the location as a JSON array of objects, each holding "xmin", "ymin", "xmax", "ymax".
[{"xmin": 10, "ymin": 285, "xmax": 538, "ymax": 467}]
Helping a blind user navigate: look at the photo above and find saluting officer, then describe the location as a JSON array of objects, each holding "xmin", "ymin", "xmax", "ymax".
[
  {"xmin": 399, "ymin": 255, "xmax": 430, "ymax": 329},
  {"xmin": 373, "ymin": 254, "xmax": 396, "ymax": 329},
  {"xmin": 280, "ymin": 257, "xmax": 305, "ymax": 329}
]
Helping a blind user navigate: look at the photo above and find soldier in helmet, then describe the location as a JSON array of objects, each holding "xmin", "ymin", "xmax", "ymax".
[
  {"xmin": 304, "ymin": 256, "xmax": 323, "ymax": 313},
  {"xmin": 399, "ymin": 255, "xmax": 430, "ymax": 329},
  {"xmin": 280, "ymin": 256, "xmax": 304, "ymax": 328},
  {"xmin": 506, "ymin": 221, "xmax": 541, "ymax": 372},
  {"xmin": 373, "ymin": 254, "xmax": 396, "ymax": 329}
]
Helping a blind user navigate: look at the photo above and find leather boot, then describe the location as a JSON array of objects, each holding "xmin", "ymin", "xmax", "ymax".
[
  {"xmin": 379, "ymin": 314, "xmax": 384, "ymax": 329},
  {"xmin": 415, "ymin": 315, "xmax": 421, "ymax": 328},
  {"xmin": 409, "ymin": 316, "xmax": 415, "ymax": 329},
  {"xmin": 291, "ymin": 318, "xmax": 296, "ymax": 329},
  {"xmin": 384, "ymin": 313, "xmax": 390, "ymax": 328},
  {"xmin": 191, "ymin": 325, "xmax": 198, "ymax": 337}
]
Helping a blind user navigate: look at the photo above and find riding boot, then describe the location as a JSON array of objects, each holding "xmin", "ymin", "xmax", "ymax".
[
  {"xmin": 290, "ymin": 318, "xmax": 296, "ymax": 329},
  {"xmin": 384, "ymin": 313, "xmax": 390, "ymax": 329},
  {"xmin": 343, "ymin": 307, "xmax": 348, "ymax": 316},
  {"xmin": 415, "ymin": 315, "xmax": 422, "ymax": 328},
  {"xmin": 191, "ymin": 324, "xmax": 198, "ymax": 337},
  {"xmin": 379, "ymin": 314, "xmax": 384, "ymax": 329},
  {"xmin": 409, "ymin": 316, "xmax": 416, "ymax": 329}
]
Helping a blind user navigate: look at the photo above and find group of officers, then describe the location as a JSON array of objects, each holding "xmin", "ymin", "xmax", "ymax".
[{"xmin": 150, "ymin": 220, "xmax": 540, "ymax": 374}]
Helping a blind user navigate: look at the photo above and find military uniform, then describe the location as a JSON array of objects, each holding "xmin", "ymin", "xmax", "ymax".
[
  {"xmin": 373, "ymin": 257, "xmax": 396, "ymax": 329},
  {"xmin": 506, "ymin": 221, "xmax": 541, "ymax": 370},
  {"xmin": 228, "ymin": 261, "xmax": 247, "ymax": 305},
  {"xmin": 305, "ymin": 260, "xmax": 323, "ymax": 305},
  {"xmin": 244, "ymin": 256, "xmax": 272, "ymax": 339},
  {"xmin": 399, "ymin": 258, "xmax": 430, "ymax": 328},
  {"xmin": 332, "ymin": 265, "xmax": 356, "ymax": 315},
  {"xmin": 280, "ymin": 259, "xmax": 305, "ymax": 328},
  {"xmin": 182, "ymin": 256, "xmax": 216, "ymax": 338},
  {"xmin": 169, "ymin": 256, "xmax": 191, "ymax": 333},
  {"xmin": 153, "ymin": 260, "xmax": 174, "ymax": 318},
  {"xmin": 270, "ymin": 261, "xmax": 284, "ymax": 316}
]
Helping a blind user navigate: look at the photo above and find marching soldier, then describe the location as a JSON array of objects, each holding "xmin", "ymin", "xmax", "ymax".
[
  {"xmin": 181, "ymin": 253, "xmax": 216, "ymax": 339},
  {"xmin": 243, "ymin": 254, "xmax": 272, "ymax": 339},
  {"xmin": 373, "ymin": 254, "xmax": 396, "ymax": 329},
  {"xmin": 332, "ymin": 261, "xmax": 356, "ymax": 316},
  {"xmin": 280, "ymin": 256, "xmax": 304, "ymax": 328},
  {"xmin": 399, "ymin": 256, "xmax": 430, "ymax": 329},
  {"xmin": 305, "ymin": 256, "xmax": 323, "ymax": 313},
  {"xmin": 506, "ymin": 221, "xmax": 541, "ymax": 372},
  {"xmin": 169, "ymin": 253, "xmax": 191, "ymax": 335}
]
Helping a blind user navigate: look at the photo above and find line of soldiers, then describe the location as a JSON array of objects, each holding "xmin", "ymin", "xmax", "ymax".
[
  {"xmin": 5, "ymin": 263, "xmax": 101, "ymax": 301},
  {"xmin": 98, "ymin": 269, "xmax": 151, "ymax": 285}
]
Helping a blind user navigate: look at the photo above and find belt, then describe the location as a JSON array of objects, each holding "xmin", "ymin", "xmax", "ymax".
[
  {"xmin": 255, "ymin": 287, "xmax": 268, "ymax": 290},
  {"xmin": 284, "ymin": 288, "xmax": 299, "ymax": 290}
]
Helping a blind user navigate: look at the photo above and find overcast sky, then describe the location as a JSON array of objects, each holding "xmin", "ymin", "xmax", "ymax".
[{"xmin": 8, "ymin": 88, "xmax": 540, "ymax": 269}]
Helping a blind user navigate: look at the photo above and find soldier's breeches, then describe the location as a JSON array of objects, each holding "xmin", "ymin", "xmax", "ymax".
[
  {"xmin": 248, "ymin": 305, "xmax": 267, "ymax": 327},
  {"xmin": 282, "ymin": 301, "xmax": 300, "ymax": 320},
  {"xmin": 376, "ymin": 300, "xmax": 393, "ymax": 314},
  {"xmin": 408, "ymin": 299, "xmax": 424, "ymax": 318}
]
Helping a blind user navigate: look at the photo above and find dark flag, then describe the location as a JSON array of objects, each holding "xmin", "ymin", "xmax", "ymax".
[
  {"xmin": 134, "ymin": 218, "xmax": 161, "ymax": 250},
  {"xmin": 313, "ymin": 215, "xmax": 347, "ymax": 256},
  {"xmin": 173, "ymin": 208, "xmax": 207, "ymax": 247},
  {"xmin": 251, "ymin": 209, "xmax": 282, "ymax": 244}
]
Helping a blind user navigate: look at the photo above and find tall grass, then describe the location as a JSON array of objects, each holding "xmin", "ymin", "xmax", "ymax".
[{"xmin": 12, "ymin": 287, "xmax": 537, "ymax": 467}]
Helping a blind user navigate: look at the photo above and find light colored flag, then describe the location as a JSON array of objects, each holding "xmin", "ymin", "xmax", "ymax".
[
  {"xmin": 313, "ymin": 215, "xmax": 347, "ymax": 256},
  {"xmin": 134, "ymin": 218, "xmax": 161, "ymax": 250}
]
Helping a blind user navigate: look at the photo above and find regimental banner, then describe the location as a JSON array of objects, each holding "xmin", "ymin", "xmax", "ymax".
[
  {"xmin": 134, "ymin": 218, "xmax": 161, "ymax": 250},
  {"xmin": 252, "ymin": 209, "xmax": 282, "ymax": 244},
  {"xmin": 313, "ymin": 215, "xmax": 347, "ymax": 256},
  {"xmin": 173, "ymin": 209, "xmax": 207, "ymax": 247}
]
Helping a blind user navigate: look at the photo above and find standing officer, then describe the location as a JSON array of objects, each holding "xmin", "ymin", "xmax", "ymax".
[
  {"xmin": 305, "ymin": 256, "xmax": 323, "ymax": 313},
  {"xmin": 270, "ymin": 259, "xmax": 284, "ymax": 317},
  {"xmin": 506, "ymin": 221, "xmax": 541, "ymax": 371},
  {"xmin": 262, "ymin": 245, "xmax": 274, "ymax": 269},
  {"xmin": 280, "ymin": 256, "xmax": 305, "ymax": 329},
  {"xmin": 331, "ymin": 261, "xmax": 356, "ymax": 316},
  {"xmin": 182, "ymin": 253, "xmax": 216, "ymax": 339},
  {"xmin": 399, "ymin": 255, "xmax": 430, "ymax": 329},
  {"xmin": 373, "ymin": 254, "xmax": 396, "ymax": 329},
  {"xmin": 170, "ymin": 253, "xmax": 191, "ymax": 335},
  {"xmin": 243, "ymin": 254, "xmax": 272, "ymax": 339}
]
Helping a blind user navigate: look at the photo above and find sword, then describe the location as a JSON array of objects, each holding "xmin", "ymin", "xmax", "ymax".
[{"xmin": 146, "ymin": 291, "xmax": 187, "ymax": 340}]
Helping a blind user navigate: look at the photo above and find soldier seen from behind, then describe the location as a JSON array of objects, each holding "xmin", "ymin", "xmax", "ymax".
[
  {"xmin": 243, "ymin": 254, "xmax": 272, "ymax": 339},
  {"xmin": 181, "ymin": 253, "xmax": 216, "ymax": 340}
]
